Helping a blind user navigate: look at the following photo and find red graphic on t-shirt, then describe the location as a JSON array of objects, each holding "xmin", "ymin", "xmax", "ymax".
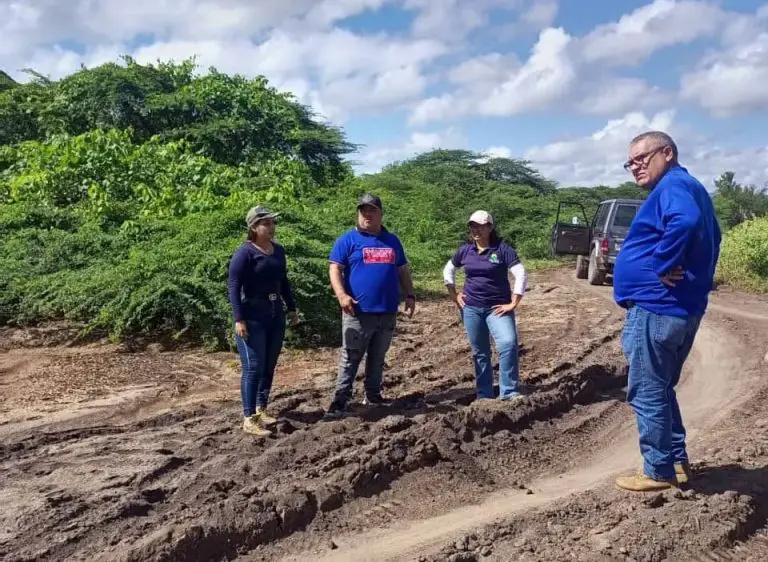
[{"xmin": 363, "ymin": 247, "xmax": 396, "ymax": 264}]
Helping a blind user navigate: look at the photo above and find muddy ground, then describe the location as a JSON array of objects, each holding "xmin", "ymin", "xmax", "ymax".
[{"xmin": 1, "ymin": 267, "xmax": 767, "ymax": 562}]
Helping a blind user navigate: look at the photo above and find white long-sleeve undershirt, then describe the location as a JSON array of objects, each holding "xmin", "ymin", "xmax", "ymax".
[{"xmin": 443, "ymin": 260, "xmax": 528, "ymax": 296}]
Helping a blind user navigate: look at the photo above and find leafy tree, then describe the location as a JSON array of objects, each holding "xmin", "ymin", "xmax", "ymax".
[
  {"xmin": 712, "ymin": 171, "xmax": 768, "ymax": 230},
  {"xmin": 0, "ymin": 70, "xmax": 17, "ymax": 92},
  {"xmin": 39, "ymin": 57, "xmax": 176, "ymax": 138},
  {"xmin": 0, "ymin": 80, "xmax": 53, "ymax": 146},
  {"xmin": 480, "ymin": 156, "xmax": 557, "ymax": 195}
]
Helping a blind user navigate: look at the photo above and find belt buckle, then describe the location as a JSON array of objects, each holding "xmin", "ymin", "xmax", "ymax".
[{"xmin": 268, "ymin": 293, "xmax": 278, "ymax": 302}]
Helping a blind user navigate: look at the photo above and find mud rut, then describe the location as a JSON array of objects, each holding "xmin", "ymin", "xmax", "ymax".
[{"xmin": 1, "ymin": 268, "xmax": 767, "ymax": 562}]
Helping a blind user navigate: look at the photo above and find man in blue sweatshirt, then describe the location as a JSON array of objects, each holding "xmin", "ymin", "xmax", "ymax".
[{"xmin": 613, "ymin": 131, "xmax": 721, "ymax": 492}]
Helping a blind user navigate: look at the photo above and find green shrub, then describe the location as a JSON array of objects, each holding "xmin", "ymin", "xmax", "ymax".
[{"xmin": 716, "ymin": 217, "xmax": 768, "ymax": 293}]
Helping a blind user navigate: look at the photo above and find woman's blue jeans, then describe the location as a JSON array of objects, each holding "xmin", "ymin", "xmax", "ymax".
[
  {"xmin": 234, "ymin": 302, "xmax": 286, "ymax": 416},
  {"xmin": 462, "ymin": 305, "xmax": 520, "ymax": 399}
]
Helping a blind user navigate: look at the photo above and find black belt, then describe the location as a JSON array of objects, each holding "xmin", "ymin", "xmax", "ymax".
[
  {"xmin": 246, "ymin": 293, "xmax": 279, "ymax": 301},
  {"xmin": 623, "ymin": 300, "xmax": 636, "ymax": 309}
]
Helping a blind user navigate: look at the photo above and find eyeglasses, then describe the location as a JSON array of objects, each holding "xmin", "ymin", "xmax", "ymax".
[{"xmin": 623, "ymin": 146, "xmax": 667, "ymax": 172}]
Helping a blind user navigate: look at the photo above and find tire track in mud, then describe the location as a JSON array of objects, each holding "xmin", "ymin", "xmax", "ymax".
[
  {"xmin": 402, "ymin": 272, "xmax": 768, "ymax": 562},
  {"xmin": 0, "ymin": 273, "xmax": 636, "ymax": 562}
]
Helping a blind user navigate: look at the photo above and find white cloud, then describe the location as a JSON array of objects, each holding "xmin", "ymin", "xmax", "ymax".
[
  {"xmin": 403, "ymin": 0, "xmax": 521, "ymax": 42},
  {"xmin": 479, "ymin": 27, "xmax": 575, "ymax": 115},
  {"xmin": 520, "ymin": 0, "xmax": 558, "ymax": 29},
  {"xmin": 578, "ymin": 0, "xmax": 723, "ymax": 66},
  {"xmin": 576, "ymin": 77, "xmax": 669, "ymax": 115},
  {"xmin": 410, "ymin": 27, "xmax": 575, "ymax": 123},
  {"xmin": 0, "ymin": 0, "xmax": 387, "ymax": 53},
  {"xmin": 448, "ymin": 53, "xmax": 521, "ymax": 85},
  {"xmin": 356, "ymin": 127, "xmax": 468, "ymax": 173},
  {"xmin": 680, "ymin": 13, "xmax": 768, "ymax": 117},
  {"xmin": 484, "ymin": 146, "xmax": 514, "ymax": 159},
  {"xmin": 522, "ymin": 110, "xmax": 768, "ymax": 188}
]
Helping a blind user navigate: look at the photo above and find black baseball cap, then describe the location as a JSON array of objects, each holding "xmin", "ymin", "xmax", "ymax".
[{"xmin": 357, "ymin": 193, "xmax": 383, "ymax": 211}]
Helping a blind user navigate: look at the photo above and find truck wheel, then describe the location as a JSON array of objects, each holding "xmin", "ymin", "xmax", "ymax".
[
  {"xmin": 575, "ymin": 255, "xmax": 588, "ymax": 279},
  {"xmin": 587, "ymin": 248, "xmax": 605, "ymax": 286}
]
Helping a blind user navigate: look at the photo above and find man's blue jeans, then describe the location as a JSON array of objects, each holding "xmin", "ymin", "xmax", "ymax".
[
  {"xmin": 462, "ymin": 305, "xmax": 520, "ymax": 399},
  {"xmin": 234, "ymin": 303, "xmax": 286, "ymax": 416},
  {"xmin": 622, "ymin": 305, "xmax": 701, "ymax": 480}
]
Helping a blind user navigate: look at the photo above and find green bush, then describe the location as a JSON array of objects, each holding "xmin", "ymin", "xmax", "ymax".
[{"xmin": 716, "ymin": 217, "xmax": 768, "ymax": 293}]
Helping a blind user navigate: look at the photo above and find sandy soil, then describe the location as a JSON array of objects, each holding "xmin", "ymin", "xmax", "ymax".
[{"xmin": 1, "ymin": 267, "xmax": 766, "ymax": 562}]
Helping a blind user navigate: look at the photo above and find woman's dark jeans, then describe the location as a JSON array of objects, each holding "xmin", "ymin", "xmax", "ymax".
[{"xmin": 234, "ymin": 300, "xmax": 286, "ymax": 416}]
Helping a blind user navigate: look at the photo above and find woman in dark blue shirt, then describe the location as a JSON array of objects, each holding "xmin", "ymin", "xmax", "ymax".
[
  {"xmin": 228, "ymin": 206, "xmax": 299, "ymax": 436},
  {"xmin": 443, "ymin": 210, "xmax": 528, "ymax": 401}
]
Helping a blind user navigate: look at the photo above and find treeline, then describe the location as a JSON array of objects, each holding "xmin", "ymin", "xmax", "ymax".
[{"xmin": 1, "ymin": 59, "xmax": 766, "ymax": 349}]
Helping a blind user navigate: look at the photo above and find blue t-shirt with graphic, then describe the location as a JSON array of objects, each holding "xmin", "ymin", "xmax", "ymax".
[
  {"xmin": 451, "ymin": 241, "xmax": 521, "ymax": 308},
  {"xmin": 329, "ymin": 227, "xmax": 408, "ymax": 314}
]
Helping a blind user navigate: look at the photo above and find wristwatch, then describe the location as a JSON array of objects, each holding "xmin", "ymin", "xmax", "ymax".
[{"xmin": 405, "ymin": 294, "xmax": 416, "ymax": 300}]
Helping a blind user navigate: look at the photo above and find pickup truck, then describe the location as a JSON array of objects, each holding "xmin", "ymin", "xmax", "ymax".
[{"xmin": 550, "ymin": 198, "xmax": 643, "ymax": 285}]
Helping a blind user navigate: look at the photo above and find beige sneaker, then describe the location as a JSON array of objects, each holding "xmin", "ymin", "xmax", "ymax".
[
  {"xmin": 675, "ymin": 461, "xmax": 692, "ymax": 485},
  {"xmin": 616, "ymin": 472, "xmax": 677, "ymax": 492},
  {"xmin": 255, "ymin": 407, "xmax": 277, "ymax": 426},
  {"xmin": 243, "ymin": 415, "xmax": 272, "ymax": 437}
]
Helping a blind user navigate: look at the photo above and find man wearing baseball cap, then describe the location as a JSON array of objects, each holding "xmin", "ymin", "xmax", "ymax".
[{"xmin": 324, "ymin": 193, "xmax": 415, "ymax": 419}]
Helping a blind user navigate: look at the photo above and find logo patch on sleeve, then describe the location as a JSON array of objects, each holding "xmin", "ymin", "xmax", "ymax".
[{"xmin": 363, "ymin": 247, "xmax": 396, "ymax": 264}]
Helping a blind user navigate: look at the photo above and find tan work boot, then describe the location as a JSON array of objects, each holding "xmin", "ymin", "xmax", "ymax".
[
  {"xmin": 675, "ymin": 461, "xmax": 692, "ymax": 485},
  {"xmin": 255, "ymin": 407, "xmax": 277, "ymax": 426},
  {"xmin": 243, "ymin": 415, "xmax": 272, "ymax": 437},
  {"xmin": 616, "ymin": 473, "xmax": 677, "ymax": 492}
]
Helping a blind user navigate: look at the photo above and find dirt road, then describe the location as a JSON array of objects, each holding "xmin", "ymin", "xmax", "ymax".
[{"xmin": 1, "ymin": 267, "xmax": 767, "ymax": 562}]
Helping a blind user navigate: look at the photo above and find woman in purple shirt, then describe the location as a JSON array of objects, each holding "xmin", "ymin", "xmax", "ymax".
[
  {"xmin": 228, "ymin": 206, "xmax": 300, "ymax": 437},
  {"xmin": 443, "ymin": 210, "xmax": 528, "ymax": 400}
]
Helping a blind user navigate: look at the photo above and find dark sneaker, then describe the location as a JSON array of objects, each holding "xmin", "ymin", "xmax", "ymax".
[
  {"xmin": 323, "ymin": 400, "xmax": 347, "ymax": 420},
  {"xmin": 362, "ymin": 394, "xmax": 392, "ymax": 406}
]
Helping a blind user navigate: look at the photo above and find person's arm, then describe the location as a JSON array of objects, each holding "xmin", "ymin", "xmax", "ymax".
[
  {"xmin": 329, "ymin": 235, "xmax": 356, "ymax": 315},
  {"xmin": 398, "ymin": 264, "xmax": 414, "ymax": 296},
  {"xmin": 228, "ymin": 247, "xmax": 247, "ymax": 322},
  {"xmin": 278, "ymin": 247, "xmax": 297, "ymax": 313},
  {"xmin": 394, "ymin": 236, "xmax": 415, "ymax": 315},
  {"xmin": 652, "ymin": 185, "xmax": 702, "ymax": 279},
  {"xmin": 443, "ymin": 248, "xmax": 465, "ymax": 307},
  {"xmin": 228, "ymin": 247, "xmax": 250, "ymax": 337},
  {"xmin": 492, "ymin": 245, "xmax": 525, "ymax": 316},
  {"xmin": 508, "ymin": 262, "xmax": 527, "ymax": 308},
  {"xmin": 329, "ymin": 262, "xmax": 348, "ymax": 300}
]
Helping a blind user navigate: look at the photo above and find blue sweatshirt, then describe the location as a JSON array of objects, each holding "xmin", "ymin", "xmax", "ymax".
[
  {"xmin": 227, "ymin": 241, "xmax": 296, "ymax": 322},
  {"xmin": 613, "ymin": 165, "xmax": 722, "ymax": 318}
]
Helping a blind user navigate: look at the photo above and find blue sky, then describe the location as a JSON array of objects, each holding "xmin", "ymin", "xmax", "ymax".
[{"xmin": 1, "ymin": 0, "xmax": 767, "ymax": 188}]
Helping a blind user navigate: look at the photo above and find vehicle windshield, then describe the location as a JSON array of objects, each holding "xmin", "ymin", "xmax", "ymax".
[{"xmin": 613, "ymin": 205, "xmax": 638, "ymax": 228}]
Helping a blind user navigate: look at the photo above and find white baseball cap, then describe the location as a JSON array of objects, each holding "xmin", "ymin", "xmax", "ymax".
[{"xmin": 468, "ymin": 210, "xmax": 494, "ymax": 225}]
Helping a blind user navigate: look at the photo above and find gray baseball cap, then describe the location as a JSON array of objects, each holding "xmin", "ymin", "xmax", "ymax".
[
  {"xmin": 246, "ymin": 206, "xmax": 279, "ymax": 229},
  {"xmin": 357, "ymin": 193, "xmax": 383, "ymax": 211}
]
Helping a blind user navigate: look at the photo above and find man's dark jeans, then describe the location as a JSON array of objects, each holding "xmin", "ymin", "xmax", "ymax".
[
  {"xmin": 622, "ymin": 304, "xmax": 701, "ymax": 480},
  {"xmin": 330, "ymin": 312, "xmax": 397, "ymax": 408}
]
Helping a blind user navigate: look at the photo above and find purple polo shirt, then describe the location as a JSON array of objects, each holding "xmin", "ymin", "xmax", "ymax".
[{"xmin": 451, "ymin": 241, "xmax": 521, "ymax": 308}]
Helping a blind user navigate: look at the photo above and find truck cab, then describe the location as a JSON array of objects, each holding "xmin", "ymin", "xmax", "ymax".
[{"xmin": 551, "ymin": 198, "xmax": 643, "ymax": 285}]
